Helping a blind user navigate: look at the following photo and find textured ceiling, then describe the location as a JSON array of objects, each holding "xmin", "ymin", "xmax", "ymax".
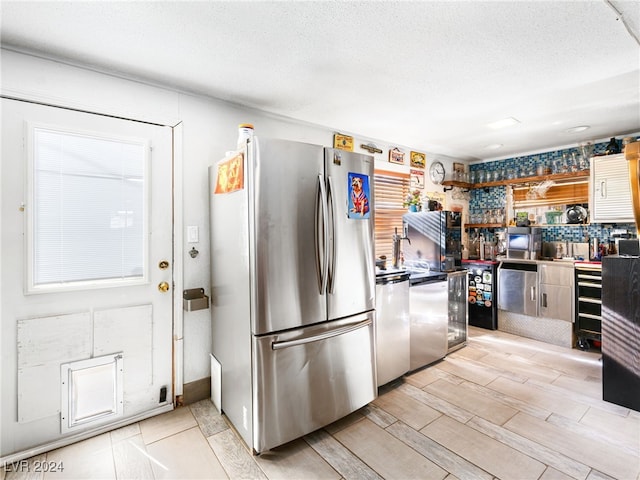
[{"xmin": 1, "ymin": 1, "xmax": 639, "ymax": 162}]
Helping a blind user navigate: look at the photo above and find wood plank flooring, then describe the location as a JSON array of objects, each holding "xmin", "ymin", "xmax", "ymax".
[{"xmin": 3, "ymin": 327, "xmax": 639, "ymax": 480}]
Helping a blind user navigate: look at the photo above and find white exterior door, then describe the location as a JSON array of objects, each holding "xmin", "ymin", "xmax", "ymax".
[{"xmin": 1, "ymin": 98, "xmax": 175, "ymax": 458}]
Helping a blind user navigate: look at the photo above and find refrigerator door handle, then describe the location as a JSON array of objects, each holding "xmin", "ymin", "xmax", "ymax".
[
  {"xmin": 271, "ymin": 318, "xmax": 372, "ymax": 350},
  {"xmin": 326, "ymin": 175, "xmax": 337, "ymax": 294},
  {"xmin": 316, "ymin": 174, "xmax": 329, "ymax": 294}
]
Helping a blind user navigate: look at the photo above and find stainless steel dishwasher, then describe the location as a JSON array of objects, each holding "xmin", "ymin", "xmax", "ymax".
[
  {"xmin": 375, "ymin": 270, "xmax": 410, "ymax": 386},
  {"xmin": 409, "ymin": 271, "xmax": 448, "ymax": 370},
  {"xmin": 497, "ymin": 262, "xmax": 538, "ymax": 316}
]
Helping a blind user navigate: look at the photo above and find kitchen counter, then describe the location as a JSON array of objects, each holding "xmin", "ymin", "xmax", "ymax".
[
  {"xmin": 376, "ymin": 266, "xmax": 450, "ymax": 283},
  {"xmin": 497, "ymin": 257, "xmax": 579, "ymax": 267},
  {"xmin": 463, "ymin": 259, "xmax": 499, "ymax": 265}
]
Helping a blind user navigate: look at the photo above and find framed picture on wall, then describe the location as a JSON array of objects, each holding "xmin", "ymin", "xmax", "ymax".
[
  {"xmin": 410, "ymin": 169, "xmax": 425, "ymax": 189},
  {"xmin": 389, "ymin": 148, "xmax": 405, "ymax": 165},
  {"xmin": 333, "ymin": 133, "xmax": 354, "ymax": 151},
  {"xmin": 410, "ymin": 151, "xmax": 426, "ymax": 168}
]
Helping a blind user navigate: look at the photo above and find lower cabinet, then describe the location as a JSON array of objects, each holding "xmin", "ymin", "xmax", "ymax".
[{"xmin": 538, "ymin": 263, "xmax": 574, "ymax": 322}]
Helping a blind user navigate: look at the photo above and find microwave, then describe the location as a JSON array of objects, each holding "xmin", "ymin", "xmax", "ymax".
[{"xmin": 506, "ymin": 227, "xmax": 542, "ymax": 259}]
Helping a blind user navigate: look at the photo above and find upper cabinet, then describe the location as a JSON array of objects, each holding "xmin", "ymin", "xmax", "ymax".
[{"xmin": 590, "ymin": 154, "xmax": 635, "ymax": 223}]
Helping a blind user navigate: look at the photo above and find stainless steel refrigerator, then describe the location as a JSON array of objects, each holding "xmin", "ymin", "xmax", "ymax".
[
  {"xmin": 402, "ymin": 211, "xmax": 466, "ymax": 369},
  {"xmin": 209, "ymin": 137, "xmax": 376, "ymax": 454},
  {"xmin": 402, "ymin": 211, "xmax": 462, "ymax": 272}
]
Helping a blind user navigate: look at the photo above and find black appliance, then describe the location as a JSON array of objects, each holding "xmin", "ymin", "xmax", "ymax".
[
  {"xmin": 574, "ymin": 262, "xmax": 602, "ymax": 350},
  {"xmin": 602, "ymin": 256, "xmax": 640, "ymax": 411},
  {"xmin": 402, "ymin": 211, "xmax": 462, "ymax": 272},
  {"xmin": 465, "ymin": 261, "xmax": 498, "ymax": 330}
]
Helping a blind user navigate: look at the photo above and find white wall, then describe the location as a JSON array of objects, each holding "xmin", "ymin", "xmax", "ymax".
[{"xmin": 1, "ymin": 49, "xmax": 465, "ymax": 384}]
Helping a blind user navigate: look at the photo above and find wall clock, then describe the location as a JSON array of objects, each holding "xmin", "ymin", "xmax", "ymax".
[{"xmin": 429, "ymin": 161, "xmax": 446, "ymax": 185}]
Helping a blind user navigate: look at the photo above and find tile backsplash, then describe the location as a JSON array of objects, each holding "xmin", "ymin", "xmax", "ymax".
[{"xmin": 468, "ymin": 137, "xmax": 638, "ymax": 245}]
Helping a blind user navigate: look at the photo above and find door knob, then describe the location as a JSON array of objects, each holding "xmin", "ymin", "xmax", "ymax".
[{"xmin": 158, "ymin": 281, "xmax": 170, "ymax": 292}]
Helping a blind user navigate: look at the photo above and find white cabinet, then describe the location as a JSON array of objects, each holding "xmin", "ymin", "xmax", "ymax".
[
  {"xmin": 538, "ymin": 263, "xmax": 574, "ymax": 322},
  {"xmin": 590, "ymin": 154, "xmax": 635, "ymax": 223}
]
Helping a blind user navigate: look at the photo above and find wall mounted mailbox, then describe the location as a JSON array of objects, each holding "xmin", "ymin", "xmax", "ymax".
[{"xmin": 183, "ymin": 288, "xmax": 209, "ymax": 311}]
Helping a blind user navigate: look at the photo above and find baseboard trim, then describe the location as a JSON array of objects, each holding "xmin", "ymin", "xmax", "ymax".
[{"xmin": 182, "ymin": 376, "xmax": 211, "ymax": 405}]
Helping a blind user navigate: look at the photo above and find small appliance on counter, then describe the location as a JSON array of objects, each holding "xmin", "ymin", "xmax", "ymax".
[
  {"xmin": 506, "ymin": 227, "xmax": 542, "ymax": 260},
  {"xmin": 616, "ymin": 238, "xmax": 640, "ymax": 256}
]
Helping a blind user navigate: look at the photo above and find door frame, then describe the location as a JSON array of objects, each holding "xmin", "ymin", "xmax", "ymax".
[{"xmin": 0, "ymin": 95, "xmax": 184, "ymax": 462}]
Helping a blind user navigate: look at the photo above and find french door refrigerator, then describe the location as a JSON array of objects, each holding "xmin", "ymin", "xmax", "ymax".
[{"xmin": 209, "ymin": 137, "xmax": 376, "ymax": 454}]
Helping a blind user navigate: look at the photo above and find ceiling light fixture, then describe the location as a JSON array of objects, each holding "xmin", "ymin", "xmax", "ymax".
[
  {"xmin": 486, "ymin": 117, "xmax": 521, "ymax": 129},
  {"xmin": 563, "ymin": 125, "xmax": 591, "ymax": 134},
  {"xmin": 485, "ymin": 143, "xmax": 504, "ymax": 150}
]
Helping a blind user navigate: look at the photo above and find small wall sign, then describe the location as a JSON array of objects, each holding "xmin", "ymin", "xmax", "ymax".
[
  {"xmin": 410, "ymin": 169, "xmax": 425, "ymax": 189},
  {"xmin": 334, "ymin": 134, "xmax": 354, "ymax": 152},
  {"xmin": 410, "ymin": 151, "xmax": 426, "ymax": 168},
  {"xmin": 360, "ymin": 143, "xmax": 383, "ymax": 154},
  {"xmin": 389, "ymin": 148, "xmax": 405, "ymax": 165}
]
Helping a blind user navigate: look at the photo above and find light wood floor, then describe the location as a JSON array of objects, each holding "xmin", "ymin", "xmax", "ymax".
[{"xmin": 3, "ymin": 327, "xmax": 639, "ymax": 480}]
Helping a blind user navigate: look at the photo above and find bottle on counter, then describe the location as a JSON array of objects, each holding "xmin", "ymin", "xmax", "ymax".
[{"xmin": 591, "ymin": 238, "xmax": 599, "ymax": 260}]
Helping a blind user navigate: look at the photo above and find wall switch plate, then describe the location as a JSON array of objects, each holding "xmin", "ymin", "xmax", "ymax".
[{"xmin": 187, "ymin": 226, "xmax": 199, "ymax": 243}]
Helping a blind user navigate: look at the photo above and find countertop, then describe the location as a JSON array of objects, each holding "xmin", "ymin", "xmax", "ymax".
[
  {"xmin": 375, "ymin": 266, "xmax": 454, "ymax": 283},
  {"xmin": 495, "ymin": 257, "xmax": 591, "ymax": 267},
  {"xmin": 462, "ymin": 259, "xmax": 499, "ymax": 265}
]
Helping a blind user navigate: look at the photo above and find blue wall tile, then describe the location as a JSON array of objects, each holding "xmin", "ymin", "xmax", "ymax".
[{"xmin": 469, "ymin": 139, "xmax": 637, "ymax": 243}]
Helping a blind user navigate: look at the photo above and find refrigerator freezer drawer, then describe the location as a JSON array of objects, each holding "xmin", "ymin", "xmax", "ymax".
[{"xmin": 252, "ymin": 313, "xmax": 376, "ymax": 453}]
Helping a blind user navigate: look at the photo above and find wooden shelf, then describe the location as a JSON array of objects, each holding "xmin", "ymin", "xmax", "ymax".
[
  {"xmin": 465, "ymin": 223, "xmax": 505, "ymax": 229},
  {"xmin": 441, "ymin": 180, "xmax": 470, "ymax": 191},
  {"xmin": 442, "ymin": 170, "xmax": 590, "ymax": 190}
]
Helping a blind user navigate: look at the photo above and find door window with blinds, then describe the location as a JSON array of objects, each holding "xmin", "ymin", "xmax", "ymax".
[
  {"xmin": 373, "ymin": 170, "xmax": 410, "ymax": 260},
  {"xmin": 26, "ymin": 124, "xmax": 149, "ymax": 293}
]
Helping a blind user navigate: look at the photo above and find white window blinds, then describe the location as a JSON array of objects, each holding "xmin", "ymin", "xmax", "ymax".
[
  {"xmin": 29, "ymin": 126, "xmax": 147, "ymax": 291},
  {"xmin": 374, "ymin": 170, "xmax": 410, "ymax": 261}
]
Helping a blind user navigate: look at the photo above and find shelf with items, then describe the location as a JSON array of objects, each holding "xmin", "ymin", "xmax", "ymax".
[
  {"xmin": 465, "ymin": 223, "xmax": 505, "ymax": 229},
  {"xmin": 511, "ymin": 181, "xmax": 589, "ymax": 226},
  {"xmin": 443, "ymin": 170, "xmax": 590, "ymax": 191}
]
